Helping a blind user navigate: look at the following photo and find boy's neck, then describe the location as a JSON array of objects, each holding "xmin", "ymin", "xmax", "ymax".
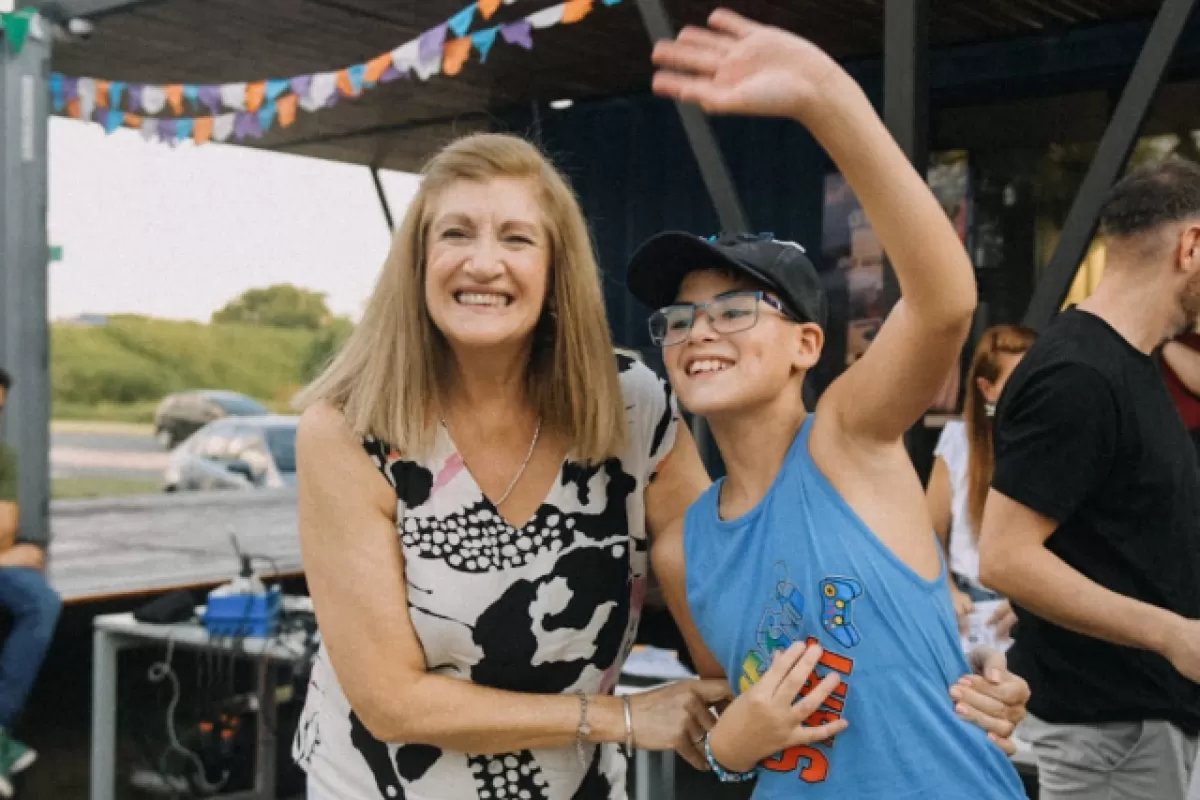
[{"xmin": 707, "ymin": 400, "xmax": 807, "ymax": 520}]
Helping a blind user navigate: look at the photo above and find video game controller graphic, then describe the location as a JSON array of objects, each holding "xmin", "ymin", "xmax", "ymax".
[{"xmin": 820, "ymin": 577, "xmax": 864, "ymax": 648}]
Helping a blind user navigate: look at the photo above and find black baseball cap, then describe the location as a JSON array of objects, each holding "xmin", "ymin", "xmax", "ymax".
[{"xmin": 626, "ymin": 231, "xmax": 827, "ymax": 328}]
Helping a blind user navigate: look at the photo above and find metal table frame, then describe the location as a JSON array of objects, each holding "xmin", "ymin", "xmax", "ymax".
[{"xmin": 91, "ymin": 610, "xmax": 309, "ymax": 800}]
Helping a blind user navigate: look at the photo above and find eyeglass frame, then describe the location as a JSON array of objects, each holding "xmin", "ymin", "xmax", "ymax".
[{"xmin": 648, "ymin": 290, "xmax": 799, "ymax": 347}]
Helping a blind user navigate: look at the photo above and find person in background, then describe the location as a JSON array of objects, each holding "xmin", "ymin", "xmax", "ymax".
[
  {"xmin": 1160, "ymin": 328, "xmax": 1200, "ymax": 456},
  {"xmin": 979, "ymin": 159, "xmax": 1200, "ymax": 800},
  {"xmin": 0, "ymin": 367, "xmax": 61, "ymax": 798},
  {"xmin": 926, "ymin": 324, "xmax": 1036, "ymax": 637}
]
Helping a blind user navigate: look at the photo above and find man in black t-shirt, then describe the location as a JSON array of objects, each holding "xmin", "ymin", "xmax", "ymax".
[{"xmin": 979, "ymin": 159, "xmax": 1200, "ymax": 800}]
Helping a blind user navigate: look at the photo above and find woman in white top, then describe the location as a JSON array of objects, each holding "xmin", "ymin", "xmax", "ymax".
[
  {"xmin": 292, "ymin": 130, "xmax": 1033, "ymax": 800},
  {"xmin": 927, "ymin": 324, "xmax": 1037, "ymax": 637}
]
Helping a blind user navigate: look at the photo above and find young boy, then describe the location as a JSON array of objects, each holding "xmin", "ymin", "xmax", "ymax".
[{"xmin": 626, "ymin": 9, "xmax": 1027, "ymax": 797}]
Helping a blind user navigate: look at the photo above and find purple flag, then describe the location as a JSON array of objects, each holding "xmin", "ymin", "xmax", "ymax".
[
  {"xmin": 233, "ymin": 111, "xmax": 264, "ymax": 140},
  {"xmin": 63, "ymin": 77, "xmax": 79, "ymax": 103},
  {"xmin": 126, "ymin": 84, "xmax": 142, "ymax": 111},
  {"xmin": 501, "ymin": 19, "xmax": 533, "ymax": 50},
  {"xmin": 197, "ymin": 85, "xmax": 222, "ymax": 115},
  {"xmin": 379, "ymin": 63, "xmax": 407, "ymax": 83},
  {"xmin": 419, "ymin": 23, "xmax": 447, "ymax": 65},
  {"xmin": 157, "ymin": 118, "xmax": 176, "ymax": 142},
  {"xmin": 290, "ymin": 75, "xmax": 312, "ymax": 98}
]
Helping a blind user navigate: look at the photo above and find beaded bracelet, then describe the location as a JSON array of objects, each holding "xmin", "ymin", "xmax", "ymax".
[{"xmin": 703, "ymin": 732, "xmax": 756, "ymax": 783}]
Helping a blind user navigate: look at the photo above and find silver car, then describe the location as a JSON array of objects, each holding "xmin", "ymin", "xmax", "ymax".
[{"xmin": 163, "ymin": 415, "xmax": 298, "ymax": 492}]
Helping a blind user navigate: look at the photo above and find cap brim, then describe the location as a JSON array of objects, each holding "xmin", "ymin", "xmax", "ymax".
[{"xmin": 626, "ymin": 232, "xmax": 778, "ymax": 311}]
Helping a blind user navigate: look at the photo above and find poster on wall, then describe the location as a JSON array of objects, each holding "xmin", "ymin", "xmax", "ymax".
[{"xmin": 821, "ymin": 151, "xmax": 971, "ymax": 412}]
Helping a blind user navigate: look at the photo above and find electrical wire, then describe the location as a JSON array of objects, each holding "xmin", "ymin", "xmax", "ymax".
[{"xmin": 148, "ymin": 635, "xmax": 231, "ymax": 796}]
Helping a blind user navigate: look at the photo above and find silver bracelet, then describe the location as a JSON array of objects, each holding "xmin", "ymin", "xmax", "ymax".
[
  {"xmin": 621, "ymin": 695, "xmax": 634, "ymax": 753},
  {"xmin": 575, "ymin": 692, "xmax": 591, "ymax": 767}
]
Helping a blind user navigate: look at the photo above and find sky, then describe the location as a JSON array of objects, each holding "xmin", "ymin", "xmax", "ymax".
[{"xmin": 47, "ymin": 116, "xmax": 422, "ymax": 323}]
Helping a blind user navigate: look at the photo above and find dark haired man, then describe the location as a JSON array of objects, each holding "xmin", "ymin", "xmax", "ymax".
[
  {"xmin": 979, "ymin": 158, "xmax": 1200, "ymax": 799},
  {"xmin": 0, "ymin": 367, "xmax": 59, "ymax": 797}
]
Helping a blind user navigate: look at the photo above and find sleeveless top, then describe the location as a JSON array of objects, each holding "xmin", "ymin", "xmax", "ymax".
[
  {"xmin": 293, "ymin": 356, "xmax": 679, "ymax": 800},
  {"xmin": 932, "ymin": 421, "xmax": 982, "ymax": 581},
  {"xmin": 684, "ymin": 417, "xmax": 1025, "ymax": 799}
]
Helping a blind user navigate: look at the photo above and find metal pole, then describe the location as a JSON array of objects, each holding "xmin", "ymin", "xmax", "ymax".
[
  {"xmin": 1023, "ymin": 0, "xmax": 1200, "ymax": 330},
  {"xmin": 0, "ymin": 14, "xmax": 52, "ymax": 546},
  {"xmin": 882, "ymin": 0, "xmax": 929, "ymax": 311},
  {"xmin": 633, "ymin": 0, "xmax": 749, "ymax": 234},
  {"xmin": 369, "ymin": 166, "xmax": 395, "ymax": 232}
]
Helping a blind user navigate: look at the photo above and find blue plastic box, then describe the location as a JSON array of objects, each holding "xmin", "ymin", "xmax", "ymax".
[{"xmin": 203, "ymin": 588, "xmax": 282, "ymax": 638}]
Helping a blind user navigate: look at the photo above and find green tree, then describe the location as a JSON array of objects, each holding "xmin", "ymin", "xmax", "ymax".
[
  {"xmin": 301, "ymin": 316, "xmax": 355, "ymax": 381},
  {"xmin": 212, "ymin": 284, "xmax": 332, "ymax": 330}
]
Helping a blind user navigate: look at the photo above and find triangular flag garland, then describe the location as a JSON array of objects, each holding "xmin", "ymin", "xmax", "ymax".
[
  {"xmin": 0, "ymin": 7, "xmax": 38, "ymax": 56},
  {"xmin": 51, "ymin": 0, "xmax": 623, "ymax": 147}
]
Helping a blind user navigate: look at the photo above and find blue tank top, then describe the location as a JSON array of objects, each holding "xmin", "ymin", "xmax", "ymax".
[{"xmin": 684, "ymin": 417, "xmax": 1025, "ymax": 799}]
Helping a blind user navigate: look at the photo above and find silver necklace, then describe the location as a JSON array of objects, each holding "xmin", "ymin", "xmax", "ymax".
[{"xmin": 443, "ymin": 415, "xmax": 542, "ymax": 507}]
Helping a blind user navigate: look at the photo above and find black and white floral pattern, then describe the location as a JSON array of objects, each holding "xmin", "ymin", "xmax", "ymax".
[{"xmin": 296, "ymin": 357, "xmax": 678, "ymax": 799}]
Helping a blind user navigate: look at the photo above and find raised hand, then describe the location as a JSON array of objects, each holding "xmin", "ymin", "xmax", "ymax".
[
  {"xmin": 706, "ymin": 642, "xmax": 849, "ymax": 773},
  {"xmin": 650, "ymin": 8, "xmax": 845, "ymax": 122}
]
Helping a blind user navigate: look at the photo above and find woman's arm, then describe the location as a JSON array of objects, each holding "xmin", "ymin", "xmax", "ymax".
[
  {"xmin": 926, "ymin": 456, "xmax": 953, "ymax": 553},
  {"xmin": 298, "ymin": 402, "xmax": 727, "ymax": 759},
  {"xmin": 926, "ymin": 456, "xmax": 973, "ymax": 632}
]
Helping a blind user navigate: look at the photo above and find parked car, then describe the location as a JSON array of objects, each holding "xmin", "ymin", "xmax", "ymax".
[
  {"xmin": 153, "ymin": 390, "xmax": 270, "ymax": 449},
  {"xmin": 163, "ymin": 415, "xmax": 297, "ymax": 493}
]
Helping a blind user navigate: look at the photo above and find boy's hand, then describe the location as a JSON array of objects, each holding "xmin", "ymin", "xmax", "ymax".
[
  {"xmin": 708, "ymin": 642, "xmax": 848, "ymax": 773},
  {"xmin": 650, "ymin": 8, "xmax": 845, "ymax": 123}
]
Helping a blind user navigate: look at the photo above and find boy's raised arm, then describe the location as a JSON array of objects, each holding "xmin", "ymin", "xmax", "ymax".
[{"xmin": 652, "ymin": 8, "xmax": 976, "ymax": 444}]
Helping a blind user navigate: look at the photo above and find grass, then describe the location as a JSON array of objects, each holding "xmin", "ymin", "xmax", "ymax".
[
  {"xmin": 52, "ymin": 400, "xmax": 161, "ymax": 426},
  {"xmin": 51, "ymin": 476, "xmax": 162, "ymax": 500}
]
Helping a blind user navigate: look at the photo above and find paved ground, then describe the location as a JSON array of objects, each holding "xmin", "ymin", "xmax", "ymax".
[{"xmin": 51, "ymin": 423, "xmax": 168, "ymax": 483}]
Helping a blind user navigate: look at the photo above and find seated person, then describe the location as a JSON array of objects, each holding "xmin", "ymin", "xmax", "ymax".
[{"xmin": 0, "ymin": 367, "xmax": 61, "ymax": 798}]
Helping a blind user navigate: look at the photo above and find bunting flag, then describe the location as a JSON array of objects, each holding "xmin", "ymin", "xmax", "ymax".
[
  {"xmin": 55, "ymin": 0, "xmax": 622, "ymax": 146},
  {"xmin": 0, "ymin": 7, "xmax": 37, "ymax": 56}
]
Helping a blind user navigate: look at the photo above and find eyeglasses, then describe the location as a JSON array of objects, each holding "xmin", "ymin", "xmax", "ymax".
[{"xmin": 649, "ymin": 291, "xmax": 794, "ymax": 347}]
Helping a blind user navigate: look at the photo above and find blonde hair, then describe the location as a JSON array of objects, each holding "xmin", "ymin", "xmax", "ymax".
[{"xmin": 295, "ymin": 133, "xmax": 626, "ymax": 464}]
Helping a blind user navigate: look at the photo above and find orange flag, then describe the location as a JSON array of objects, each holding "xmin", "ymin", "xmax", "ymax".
[
  {"xmin": 336, "ymin": 69, "xmax": 358, "ymax": 96},
  {"xmin": 277, "ymin": 94, "xmax": 298, "ymax": 127},
  {"xmin": 245, "ymin": 81, "xmax": 266, "ymax": 112},
  {"xmin": 365, "ymin": 53, "xmax": 391, "ymax": 84},
  {"xmin": 65, "ymin": 98, "xmax": 81, "ymax": 119},
  {"xmin": 193, "ymin": 117, "xmax": 213, "ymax": 145},
  {"xmin": 166, "ymin": 85, "xmax": 184, "ymax": 114},
  {"xmin": 95, "ymin": 80, "xmax": 110, "ymax": 109},
  {"xmin": 562, "ymin": 0, "xmax": 593, "ymax": 24},
  {"xmin": 124, "ymin": 113, "xmax": 142, "ymax": 128},
  {"xmin": 479, "ymin": 0, "xmax": 501, "ymax": 19},
  {"xmin": 443, "ymin": 36, "xmax": 472, "ymax": 76}
]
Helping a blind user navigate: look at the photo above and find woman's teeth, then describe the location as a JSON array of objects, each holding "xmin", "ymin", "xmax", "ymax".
[{"xmin": 456, "ymin": 292, "xmax": 510, "ymax": 307}]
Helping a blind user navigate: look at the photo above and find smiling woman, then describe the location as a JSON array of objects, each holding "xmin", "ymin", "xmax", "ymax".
[{"xmin": 288, "ymin": 133, "xmax": 730, "ymax": 800}]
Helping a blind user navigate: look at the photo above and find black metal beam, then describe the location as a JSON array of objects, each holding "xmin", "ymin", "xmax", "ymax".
[
  {"xmin": 882, "ymin": 0, "xmax": 929, "ymax": 313},
  {"xmin": 633, "ymin": 0, "xmax": 749, "ymax": 234},
  {"xmin": 369, "ymin": 166, "xmax": 395, "ymax": 232},
  {"xmin": 1023, "ymin": 0, "xmax": 1199, "ymax": 329},
  {"xmin": 884, "ymin": 0, "xmax": 929, "ymax": 172}
]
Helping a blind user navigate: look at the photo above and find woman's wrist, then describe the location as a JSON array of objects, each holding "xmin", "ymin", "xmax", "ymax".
[{"xmin": 583, "ymin": 694, "xmax": 626, "ymax": 745}]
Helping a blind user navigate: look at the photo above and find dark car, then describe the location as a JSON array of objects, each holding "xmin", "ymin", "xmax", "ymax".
[
  {"xmin": 163, "ymin": 415, "xmax": 298, "ymax": 492},
  {"xmin": 153, "ymin": 390, "xmax": 270, "ymax": 449}
]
